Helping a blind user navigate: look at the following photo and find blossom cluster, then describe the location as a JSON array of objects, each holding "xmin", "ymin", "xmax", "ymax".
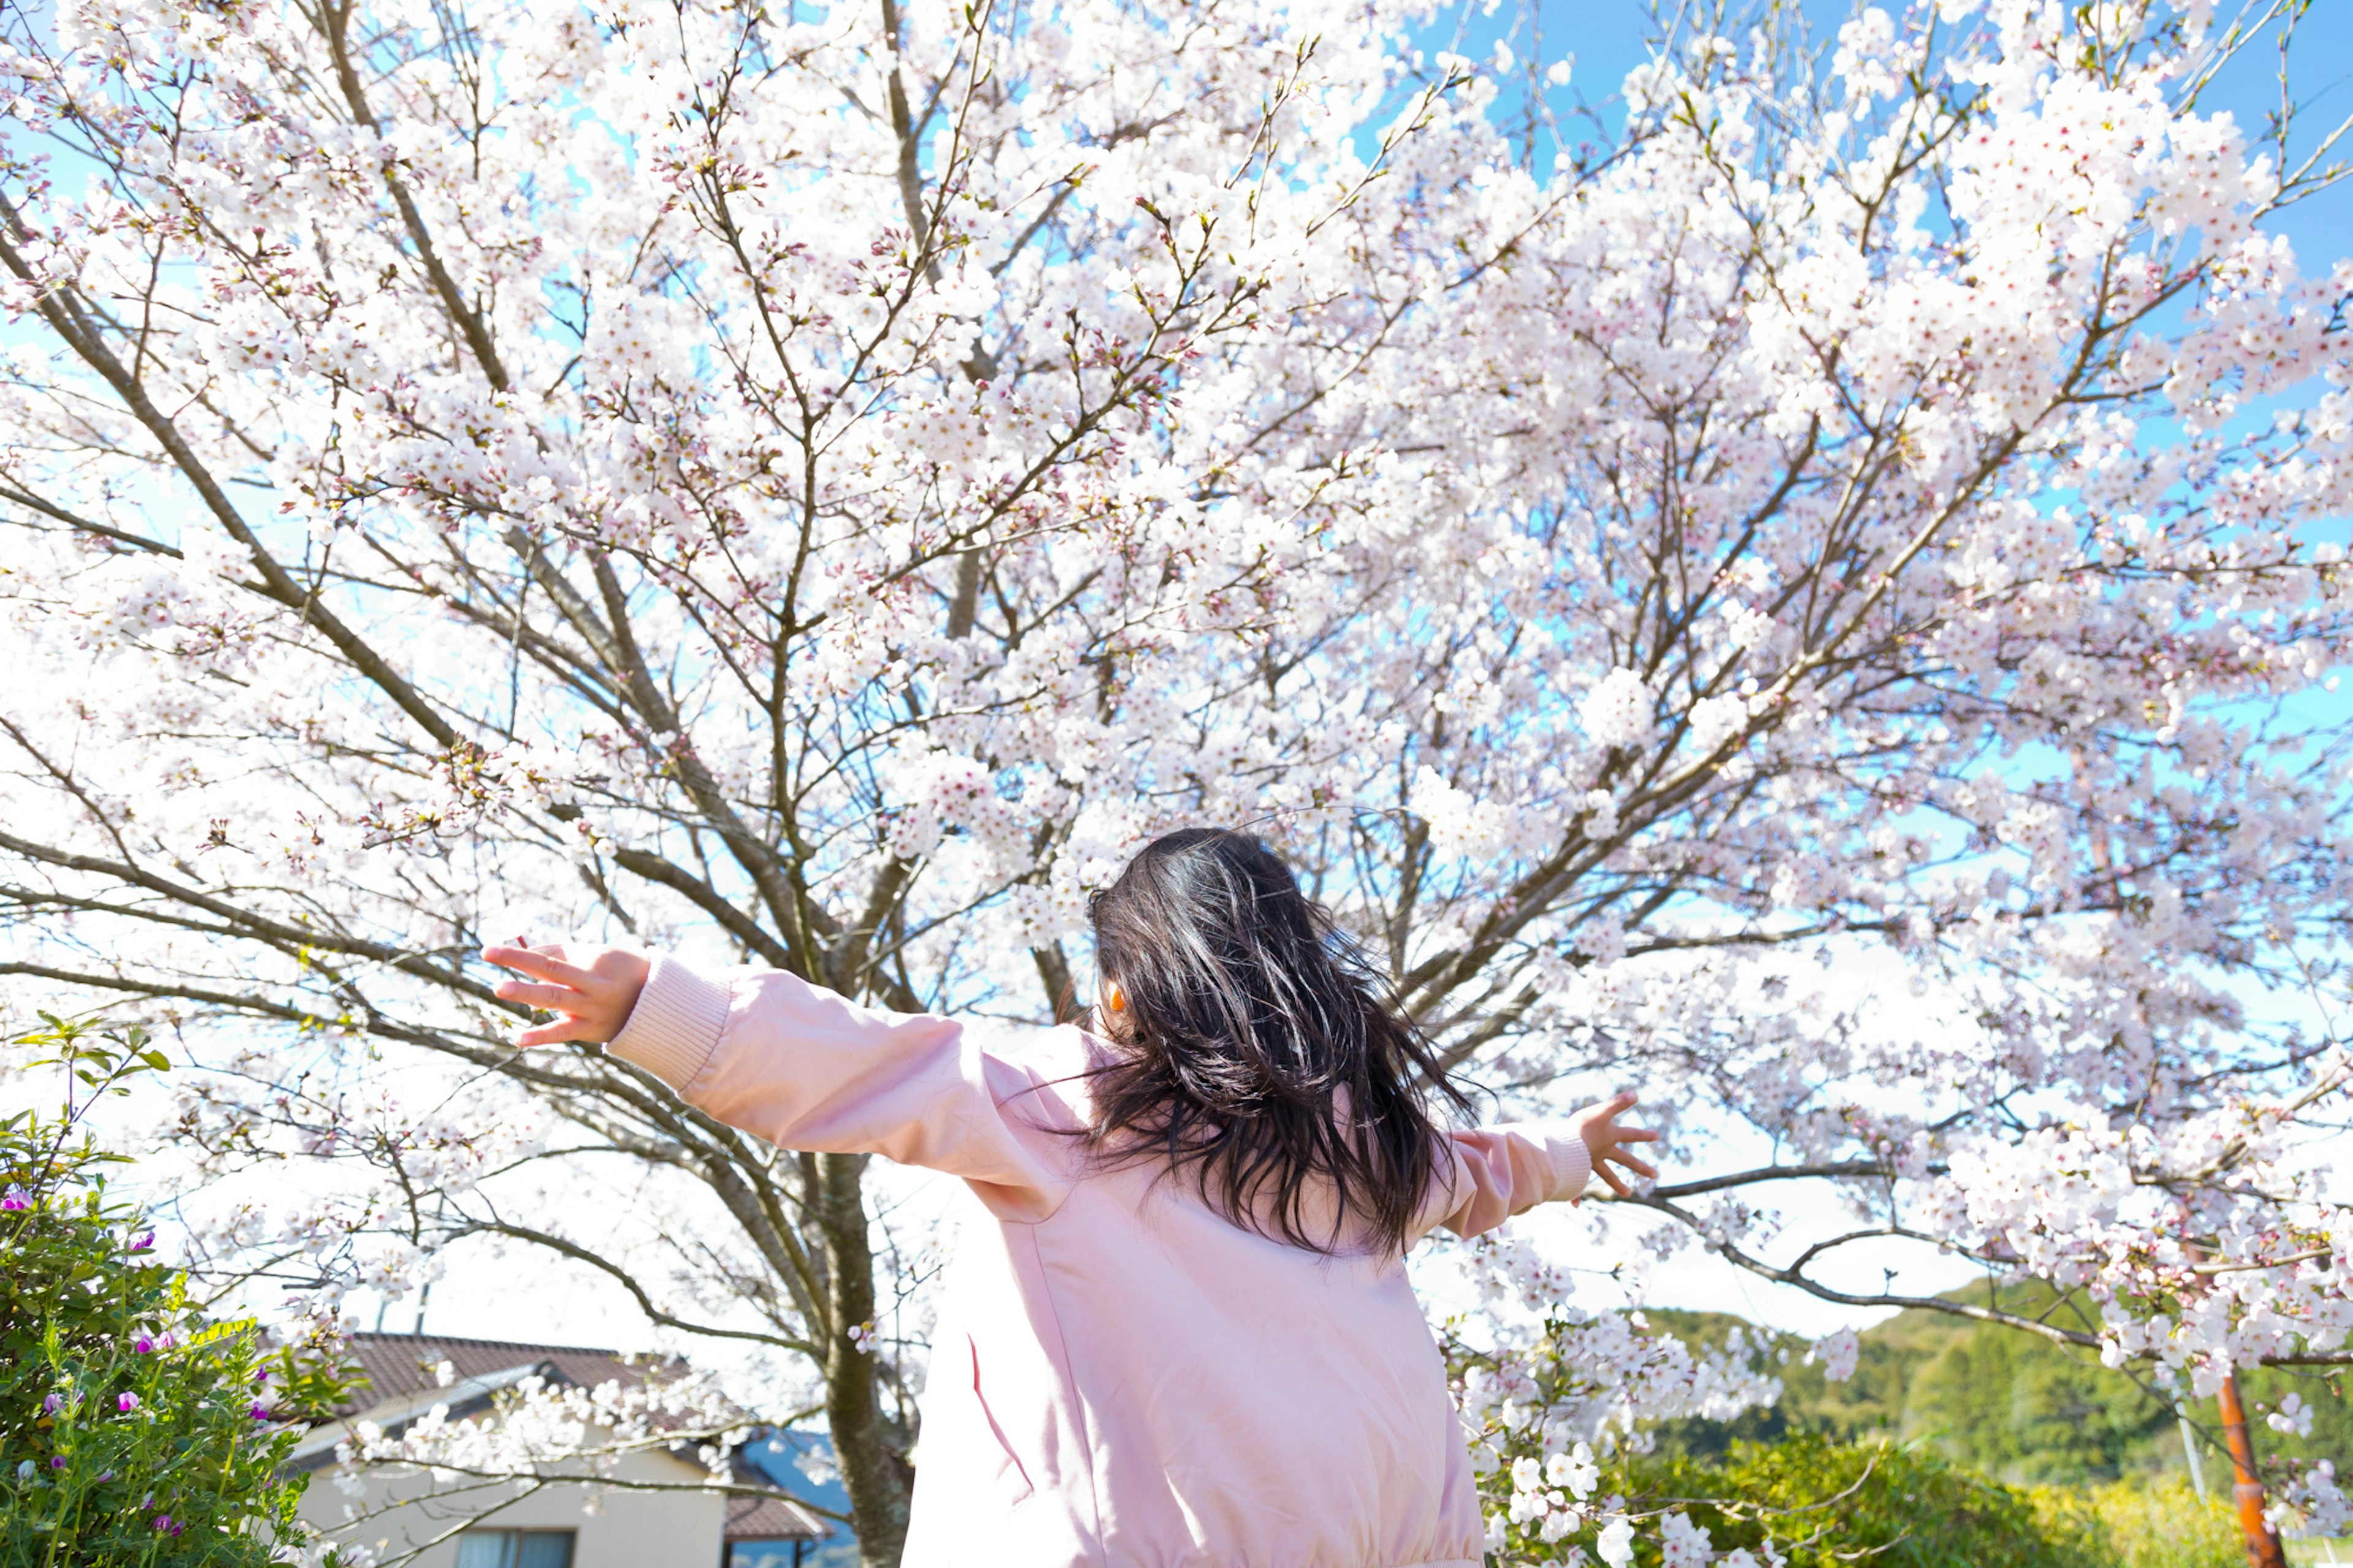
[
  {"xmin": 1448, "ymin": 1232, "xmax": 1828, "ymax": 1561},
  {"xmin": 334, "ymin": 1366, "xmax": 751, "ymax": 1484}
]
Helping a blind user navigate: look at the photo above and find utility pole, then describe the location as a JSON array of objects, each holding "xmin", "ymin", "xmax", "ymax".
[
  {"xmin": 2215, "ymin": 1369, "xmax": 2288, "ymax": 1568},
  {"xmin": 2180, "ymin": 1407, "xmax": 2208, "ymax": 1502},
  {"xmin": 2180, "ymin": 1201, "xmax": 2289, "ymax": 1568}
]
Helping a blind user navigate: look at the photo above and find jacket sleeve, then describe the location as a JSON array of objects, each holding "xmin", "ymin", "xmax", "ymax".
[
  {"xmin": 602, "ymin": 953, "xmax": 1080, "ymax": 1223},
  {"xmin": 1415, "ymin": 1124, "xmax": 1592, "ymax": 1241}
]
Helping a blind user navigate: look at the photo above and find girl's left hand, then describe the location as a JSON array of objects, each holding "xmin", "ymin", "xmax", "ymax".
[
  {"xmin": 1574, "ymin": 1091, "xmax": 1661, "ymax": 1198},
  {"xmin": 482, "ymin": 944, "xmax": 650, "ymax": 1046}
]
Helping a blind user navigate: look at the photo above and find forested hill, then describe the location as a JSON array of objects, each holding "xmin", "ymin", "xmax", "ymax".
[{"xmin": 1646, "ymin": 1284, "xmax": 2349, "ymax": 1486}]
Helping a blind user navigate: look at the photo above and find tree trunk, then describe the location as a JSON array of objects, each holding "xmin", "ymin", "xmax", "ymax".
[
  {"xmin": 2216, "ymin": 1370, "xmax": 2288, "ymax": 1568},
  {"xmin": 1033, "ymin": 941, "xmax": 1081, "ymax": 1023},
  {"xmin": 815, "ymin": 1151, "xmax": 913, "ymax": 1566}
]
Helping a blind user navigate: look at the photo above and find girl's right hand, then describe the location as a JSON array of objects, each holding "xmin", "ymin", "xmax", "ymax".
[
  {"xmin": 1574, "ymin": 1091, "xmax": 1661, "ymax": 1198},
  {"xmin": 482, "ymin": 944, "xmax": 651, "ymax": 1046}
]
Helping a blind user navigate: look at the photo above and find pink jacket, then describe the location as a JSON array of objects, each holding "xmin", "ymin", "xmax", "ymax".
[{"xmin": 607, "ymin": 955, "xmax": 1591, "ymax": 1568}]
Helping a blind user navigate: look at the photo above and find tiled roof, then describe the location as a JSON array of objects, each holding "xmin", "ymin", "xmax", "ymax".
[
  {"xmin": 337, "ymin": 1332, "xmax": 665, "ymax": 1418},
  {"xmin": 723, "ymin": 1474, "xmax": 830, "ymax": 1542}
]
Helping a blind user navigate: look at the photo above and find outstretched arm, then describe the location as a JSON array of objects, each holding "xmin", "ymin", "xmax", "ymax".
[
  {"xmin": 484, "ymin": 945, "xmax": 1078, "ymax": 1221},
  {"xmin": 1421, "ymin": 1093, "xmax": 1661, "ymax": 1240}
]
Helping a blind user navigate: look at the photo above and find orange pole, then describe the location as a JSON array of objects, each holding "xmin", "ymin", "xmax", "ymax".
[{"xmin": 2215, "ymin": 1370, "xmax": 2288, "ymax": 1568}]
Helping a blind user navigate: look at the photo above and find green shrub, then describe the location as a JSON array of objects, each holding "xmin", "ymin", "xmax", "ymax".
[
  {"xmin": 1, "ymin": 1015, "xmax": 357, "ymax": 1567},
  {"xmin": 1620, "ymin": 1434, "xmax": 2109, "ymax": 1568},
  {"xmin": 1476, "ymin": 1423, "xmax": 2115, "ymax": 1566},
  {"xmin": 2036, "ymin": 1479, "xmax": 2243, "ymax": 1568}
]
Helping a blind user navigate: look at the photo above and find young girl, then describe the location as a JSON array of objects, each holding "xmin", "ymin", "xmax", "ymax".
[{"xmin": 485, "ymin": 828, "xmax": 1657, "ymax": 1568}]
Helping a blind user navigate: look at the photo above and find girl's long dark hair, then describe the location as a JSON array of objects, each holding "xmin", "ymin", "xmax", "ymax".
[{"xmin": 1082, "ymin": 828, "xmax": 1473, "ymax": 1256}]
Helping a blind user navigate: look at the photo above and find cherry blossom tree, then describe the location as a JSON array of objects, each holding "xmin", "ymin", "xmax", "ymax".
[{"xmin": 3, "ymin": 0, "xmax": 2352, "ymax": 1561}]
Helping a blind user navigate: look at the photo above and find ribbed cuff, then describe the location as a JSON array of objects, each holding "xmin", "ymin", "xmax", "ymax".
[
  {"xmin": 1544, "ymin": 1129, "xmax": 1593, "ymax": 1203},
  {"xmin": 605, "ymin": 955, "xmax": 732, "ymax": 1091}
]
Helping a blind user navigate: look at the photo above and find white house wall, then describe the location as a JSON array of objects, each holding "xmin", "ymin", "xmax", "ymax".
[{"xmin": 297, "ymin": 1443, "xmax": 728, "ymax": 1568}]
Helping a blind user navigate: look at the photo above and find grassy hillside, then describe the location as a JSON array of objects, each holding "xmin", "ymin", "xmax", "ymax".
[{"xmin": 1645, "ymin": 1283, "xmax": 2351, "ymax": 1488}]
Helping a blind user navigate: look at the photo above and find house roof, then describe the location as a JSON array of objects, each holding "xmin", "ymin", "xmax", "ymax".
[
  {"xmin": 336, "ymin": 1332, "xmax": 663, "ymax": 1418},
  {"xmin": 312, "ymin": 1333, "xmax": 827, "ymax": 1542},
  {"xmin": 724, "ymin": 1456, "xmax": 833, "ymax": 1543}
]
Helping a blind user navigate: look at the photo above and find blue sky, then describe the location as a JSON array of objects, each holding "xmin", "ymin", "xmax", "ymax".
[{"xmin": 1423, "ymin": 0, "xmax": 2353, "ymax": 268}]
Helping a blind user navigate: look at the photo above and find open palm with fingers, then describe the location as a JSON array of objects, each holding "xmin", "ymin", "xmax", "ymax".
[
  {"xmin": 482, "ymin": 944, "xmax": 650, "ymax": 1047},
  {"xmin": 1575, "ymin": 1091, "xmax": 1661, "ymax": 1198}
]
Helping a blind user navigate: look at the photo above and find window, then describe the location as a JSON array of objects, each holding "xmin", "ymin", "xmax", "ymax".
[
  {"xmin": 454, "ymin": 1529, "xmax": 575, "ymax": 1568},
  {"xmin": 727, "ymin": 1544, "xmax": 808, "ymax": 1568}
]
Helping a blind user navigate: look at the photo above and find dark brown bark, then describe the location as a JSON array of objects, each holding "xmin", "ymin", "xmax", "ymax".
[
  {"xmin": 816, "ymin": 1151, "xmax": 913, "ymax": 1566},
  {"xmin": 1033, "ymin": 941, "xmax": 1082, "ymax": 1023}
]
